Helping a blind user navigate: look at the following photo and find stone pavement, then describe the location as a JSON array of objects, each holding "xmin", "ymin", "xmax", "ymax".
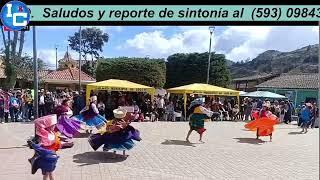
[{"xmin": 0, "ymin": 121, "xmax": 318, "ymax": 180}]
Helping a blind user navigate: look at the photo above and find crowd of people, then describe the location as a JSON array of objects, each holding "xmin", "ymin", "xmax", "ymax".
[
  {"xmin": 0, "ymin": 88, "xmax": 318, "ymax": 129},
  {"xmin": 0, "ymin": 88, "xmax": 86, "ymax": 123}
]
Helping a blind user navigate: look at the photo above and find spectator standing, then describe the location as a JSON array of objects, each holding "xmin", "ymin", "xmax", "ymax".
[
  {"xmin": 9, "ymin": 93, "xmax": 20, "ymax": 122},
  {"xmin": 284, "ymin": 100, "xmax": 292, "ymax": 124},
  {"xmin": 97, "ymin": 100, "xmax": 106, "ymax": 117},
  {"xmin": 0, "ymin": 94, "xmax": 4, "ymax": 123},
  {"xmin": 300, "ymin": 104, "xmax": 312, "ymax": 133},
  {"xmin": 105, "ymin": 93, "xmax": 114, "ymax": 119},
  {"xmin": 232, "ymin": 104, "xmax": 240, "ymax": 121},
  {"xmin": 38, "ymin": 90, "xmax": 46, "ymax": 117},
  {"xmin": 156, "ymin": 95, "xmax": 165, "ymax": 121},
  {"xmin": 44, "ymin": 92, "xmax": 54, "ymax": 115},
  {"xmin": 310, "ymin": 103, "xmax": 318, "ymax": 128},
  {"xmin": 16, "ymin": 90, "xmax": 23, "ymax": 120},
  {"xmin": 240, "ymin": 100, "xmax": 245, "ymax": 120},
  {"xmin": 279, "ymin": 101, "xmax": 286, "ymax": 123},
  {"xmin": 72, "ymin": 91, "xmax": 81, "ymax": 116},
  {"xmin": 166, "ymin": 101, "xmax": 175, "ymax": 121},
  {"xmin": 244, "ymin": 98, "xmax": 253, "ymax": 121},
  {"xmin": 273, "ymin": 100, "xmax": 281, "ymax": 118},
  {"xmin": 257, "ymin": 99, "xmax": 263, "ymax": 110}
]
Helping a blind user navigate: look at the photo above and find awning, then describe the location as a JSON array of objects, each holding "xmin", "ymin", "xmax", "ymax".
[
  {"xmin": 167, "ymin": 83, "xmax": 240, "ymax": 119},
  {"xmin": 240, "ymin": 91, "xmax": 286, "ymax": 99},
  {"xmin": 239, "ymin": 91, "xmax": 247, "ymax": 95},
  {"xmin": 167, "ymin": 83, "xmax": 240, "ymax": 96},
  {"xmin": 86, "ymin": 79, "xmax": 155, "ymax": 104}
]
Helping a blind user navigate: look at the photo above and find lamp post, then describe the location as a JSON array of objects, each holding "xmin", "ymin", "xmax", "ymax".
[
  {"xmin": 79, "ymin": 26, "xmax": 82, "ymax": 93},
  {"xmin": 33, "ymin": 26, "xmax": 38, "ymax": 119},
  {"xmin": 55, "ymin": 44, "xmax": 58, "ymax": 70},
  {"xmin": 206, "ymin": 26, "xmax": 215, "ymax": 84}
]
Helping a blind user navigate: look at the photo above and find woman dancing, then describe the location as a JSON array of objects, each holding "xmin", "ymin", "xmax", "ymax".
[
  {"xmin": 185, "ymin": 99, "xmax": 214, "ymax": 143},
  {"xmin": 27, "ymin": 115, "xmax": 73, "ymax": 180},
  {"xmin": 77, "ymin": 96, "xmax": 107, "ymax": 133},
  {"xmin": 54, "ymin": 99, "xmax": 84, "ymax": 139},
  {"xmin": 245, "ymin": 101, "xmax": 278, "ymax": 142},
  {"xmin": 88, "ymin": 108, "xmax": 141, "ymax": 157}
]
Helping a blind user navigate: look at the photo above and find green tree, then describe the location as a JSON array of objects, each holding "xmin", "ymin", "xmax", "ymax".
[
  {"xmin": 17, "ymin": 55, "xmax": 47, "ymax": 79},
  {"xmin": 96, "ymin": 57, "xmax": 166, "ymax": 88},
  {"xmin": 165, "ymin": 52, "xmax": 231, "ymax": 88},
  {"xmin": 68, "ymin": 27, "xmax": 109, "ymax": 61},
  {"xmin": 81, "ymin": 61, "xmax": 96, "ymax": 77},
  {"xmin": 0, "ymin": 30, "xmax": 25, "ymax": 88}
]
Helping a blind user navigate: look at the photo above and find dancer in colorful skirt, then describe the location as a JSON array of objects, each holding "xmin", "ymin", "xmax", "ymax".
[
  {"xmin": 185, "ymin": 99, "xmax": 214, "ymax": 143},
  {"xmin": 27, "ymin": 115, "xmax": 73, "ymax": 180},
  {"xmin": 244, "ymin": 101, "xmax": 279, "ymax": 142},
  {"xmin": 54, "ymin": 99, "xmax": 84, "ymax": 139},
  {"xmin": 76, "ymin": 96, "xmax": 107, "ymax": 132},
  {"xmin": 88, "ymin": 108, "xmax": 141, "ymax": 157}
]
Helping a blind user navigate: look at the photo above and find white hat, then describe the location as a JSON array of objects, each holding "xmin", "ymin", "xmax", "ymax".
[
  {"xmin": 90, "ymin": 96, "xmax": 97, "ymax": 102},
  {"xmin": 113, "ymin": 108, "xmax": 127, "ymax": 119}
]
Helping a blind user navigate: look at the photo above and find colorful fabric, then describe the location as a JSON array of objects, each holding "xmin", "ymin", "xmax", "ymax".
[
  {"xmin": 34, "ymin": 115, "xmax": 58, "ymax": 146},
  {"xmin": 189, "ymin": 114, "xmax": 207, "ymax": 129},
  {"xmin": 55, "ymin": 115, "xmax": 83, "ymax": 138},
  {"xmin": 0, "ymin": 91, "xmax": 10, "ymax": 112},
  {"xmin": 251, "ymin": 110, "xmax": 259, "ymax": 120},
  {"xmin": 300, "ymin": 108, "xmax": 311, "ymax": 123},
  {"xmin": 42, "ymin": 134, "xmax": 61, "ymax": 152},
  {"xmin": 76, "ymin": 114, "xmax": 106, "ymax": 129},
  {"xmin": 245, "ymin": 116, "xmax": 278, "ymax": 136},
  {"xmin": 29, "ymin": 143, "xmax": 59, "ymax": 175},
  {"xmin": 88, "ymin": 125, "xmax": 141, "ymax": 151},
  {"xmin": 189, "ymin": 106, "xmax": 212, "ymax": 134},
  {"xmin": 79, "ymin": 103, "xmax": 100, "ymax": 119}
]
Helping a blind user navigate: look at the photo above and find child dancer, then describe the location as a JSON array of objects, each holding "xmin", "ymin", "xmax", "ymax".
[{"xmin": 27, "ymin": 115, "xmax": 72, "ymax": 180}]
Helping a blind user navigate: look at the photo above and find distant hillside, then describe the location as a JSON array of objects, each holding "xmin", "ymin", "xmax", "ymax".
[{"xmin": 229, "ymin": 44, "xmax": 319, "ymax": 78}]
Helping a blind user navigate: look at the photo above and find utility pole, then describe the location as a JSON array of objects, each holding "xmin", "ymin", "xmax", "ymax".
[
  {"xmin": 33, "ymin": 26, "xmax": 38, "ymax": 119},
  {"xmin": 206, "ymin": 26, "xmax": 215, "ymax": 84},
  {"xmin": 79, "ymin": 26, "xmax": 82, "ymax": 94}
]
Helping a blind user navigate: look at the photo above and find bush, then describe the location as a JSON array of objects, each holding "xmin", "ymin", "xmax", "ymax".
[{"xmin": 96, "ymin": 57, "xmax": 166, "ymax": 88}]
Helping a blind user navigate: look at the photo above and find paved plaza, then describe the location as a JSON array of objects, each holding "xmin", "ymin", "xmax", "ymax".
[{"xmin": 0, "ymin": 121, "xmax": 318, "ymax": 180}]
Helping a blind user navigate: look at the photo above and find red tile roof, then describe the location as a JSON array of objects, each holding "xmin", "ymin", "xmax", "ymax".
[{"xmin": 43, "ymin": 67, "xmax": 96, "ymax": 82}]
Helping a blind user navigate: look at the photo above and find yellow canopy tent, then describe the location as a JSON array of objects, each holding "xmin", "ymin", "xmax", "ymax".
[
  {"xmin": 167, "ymin": 83, "xmax": 240, "ymax": 119},
  {"xmin": 86, "ymin": 79, "xmax": 156, "ymax": 105}
]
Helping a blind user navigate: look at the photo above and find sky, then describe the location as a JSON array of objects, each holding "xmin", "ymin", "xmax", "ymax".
[{"xmin": 3, "ymin": 26, "xmax": 319, "ymax": 69}]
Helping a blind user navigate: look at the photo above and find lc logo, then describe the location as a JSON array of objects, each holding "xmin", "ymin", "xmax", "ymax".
[{"xmin": 0, "ymin": 1, "xmax": 30, "ymax": 31}]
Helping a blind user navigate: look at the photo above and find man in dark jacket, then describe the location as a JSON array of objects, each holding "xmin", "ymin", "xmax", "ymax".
[
  {"xmin": 44, "ymin": 92, "xmax": 54, "ymax": 115},
  {"xmin": 73, "ymin": 92, "xmax": 85, "ymax": 116}
]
